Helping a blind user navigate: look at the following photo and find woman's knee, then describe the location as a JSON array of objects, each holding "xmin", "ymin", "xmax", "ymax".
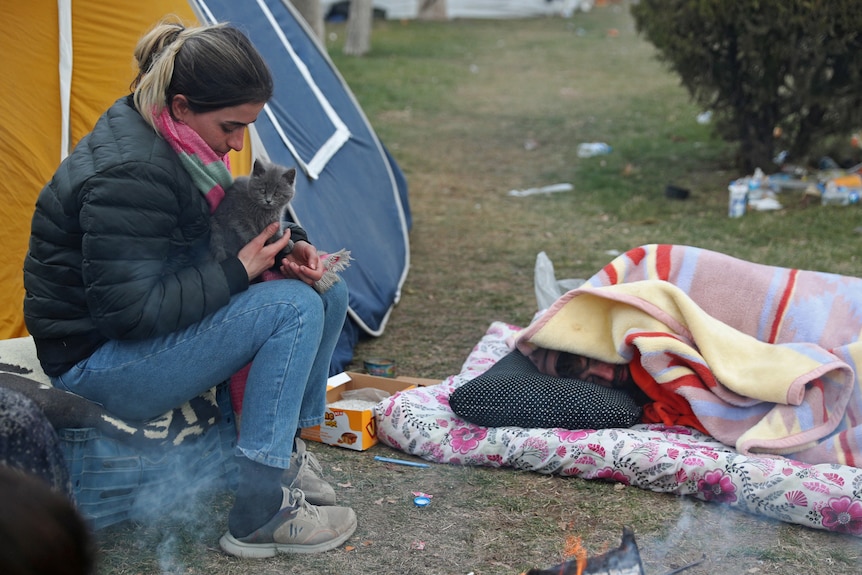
[
  {"xmin": 248, "ymin": 281, "xmax": 325, "ymax": 323},
  {"xmin": 321, "ymin": 278, "xmax": 349, "ymax": 315}
]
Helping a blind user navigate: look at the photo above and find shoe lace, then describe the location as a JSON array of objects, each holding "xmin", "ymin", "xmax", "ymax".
[
  {"xmin": 301, "ymin": 450, "xmax": 324, "ymax": 476},
  {"xmin": 287, "ymin": 487, "xmax": 321, "ymax": 520},
  {"xmin": 294, "ymin": 439, "xmax": 324, "ymax": 477}
]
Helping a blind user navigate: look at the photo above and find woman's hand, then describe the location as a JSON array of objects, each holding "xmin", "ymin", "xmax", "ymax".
[
  {"xmin": 237, "ymin": 222, "xmax": 293, "ymax": 280},
  {"xmin": 279, "ymin": 240, "xmax": 324, "ymax": 286}
]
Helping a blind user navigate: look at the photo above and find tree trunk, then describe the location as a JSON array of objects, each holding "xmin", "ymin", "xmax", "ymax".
[
  {"xmin": 344, "ymin": 0, "xmax": 373, "ymax": 57},
  {"xmin": 418, "ymin": 0, "xmax": 446, "ymax": 20},
  {"xmin": 289, "ymin": 0, "xmax": 325, "ymax": 42}
]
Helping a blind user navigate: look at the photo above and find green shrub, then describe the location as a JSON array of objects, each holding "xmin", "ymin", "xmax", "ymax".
[{"xmin": 630, "ymin": 0, "xmax": 862, "ymax": 171}]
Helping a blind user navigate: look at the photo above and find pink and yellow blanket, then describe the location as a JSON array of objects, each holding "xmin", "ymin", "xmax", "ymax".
[{"xmin": 515, "ymin": 244, "xmax": 862, "ymax": 466}]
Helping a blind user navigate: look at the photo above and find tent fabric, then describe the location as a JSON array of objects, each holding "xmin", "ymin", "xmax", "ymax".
[
  {"xmin": 3, "ymin": 1, "xmax": 409, "ymax": 372},
  {"xmin": 191, "ymin": 0, "xmax": 411, "ymax": 345},
  {"xmin": 1, "ymin": 1, "xmax": 199, "ymax": 340}
]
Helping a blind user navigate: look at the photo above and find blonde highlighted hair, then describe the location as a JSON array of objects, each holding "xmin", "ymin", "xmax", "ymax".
[{"xmin": 132, "ymin": 18, "xmax": 273, "ymax": 130}]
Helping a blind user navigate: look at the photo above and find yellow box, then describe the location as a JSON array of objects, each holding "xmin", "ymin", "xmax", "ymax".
[{"xmin": 300, "ymin": 372, "xmax": 432, "ymax": 451}]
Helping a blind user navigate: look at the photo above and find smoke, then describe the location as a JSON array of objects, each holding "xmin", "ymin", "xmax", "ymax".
[
  {"xmin": 156, "ymin": 532, "xmax": 183, "ymax": 574},
  {"xmin": 650, "ymin": 502, "xmax": 694, "ymax": 567},
  {"xmin": 647, "ymin": 498, "xmax": 785, "ymax": 573},
  {"xmin": 120, "ymin": 440, "xmax": 237, "ymax": 575}
]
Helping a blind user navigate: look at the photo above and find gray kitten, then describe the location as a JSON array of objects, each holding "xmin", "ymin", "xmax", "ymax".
[
  {"xmin": 209, "ymin": 159, "xmax": 350, "ymax": 292},
  {"xmin": 209, "ymin": 158, "xmax": 297, "ymax": 265}
]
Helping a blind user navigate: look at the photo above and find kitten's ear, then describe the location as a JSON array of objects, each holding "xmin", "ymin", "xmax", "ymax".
[
  {"xmin": 284, "ymin": 168, "xmax": 297, "ymax": 186},
  {"xmin": 252, "ymin": 159, "xmax": 267, "ymax": 177}
]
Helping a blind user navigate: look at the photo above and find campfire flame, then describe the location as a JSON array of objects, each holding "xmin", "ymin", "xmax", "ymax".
[
  {"xmin": 562, "ymin": 536, "xmax": 588, "ymax": 575},
  {"xmin": 523, "ymin": 526, "xmax": 659, "ymax": 575},
  {"xmin": 529, "ymin": 531, "xmax": 704, "ymax": 575}
]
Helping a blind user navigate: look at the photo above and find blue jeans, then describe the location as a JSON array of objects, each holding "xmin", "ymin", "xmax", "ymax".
[{"xmin": 53, "ymin": 279, "xmax": 349, "ymax": 469}]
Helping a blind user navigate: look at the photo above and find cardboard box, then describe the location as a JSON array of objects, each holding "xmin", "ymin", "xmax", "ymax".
[
  {"xmin": 301, "ymin": 372, "xmax": 425, "ymax": 451},
  {"xmin": 393, "ymin": 375, "xmax": 440, "ymax": 387}
]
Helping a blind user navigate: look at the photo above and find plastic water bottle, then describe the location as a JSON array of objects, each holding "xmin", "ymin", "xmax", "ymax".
[
  {"xmin": 728, "ymin": 181, "xmax": 748, "ymax": 217},
  {"xmin": 577, "ymin": 142, "xmax": 612, "ymax": 158},
  {"xmin": 821, "ymin": 182, "xmax": 860, "ymax": 206},
  {"xmin": 747, "ymin": 167, "xmax": 766, "ymax": 201}
]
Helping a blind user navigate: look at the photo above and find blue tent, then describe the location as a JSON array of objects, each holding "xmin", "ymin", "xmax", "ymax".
[{"xmin": 189, "ymin": 0, "xmax": 411, "ymax": 372}]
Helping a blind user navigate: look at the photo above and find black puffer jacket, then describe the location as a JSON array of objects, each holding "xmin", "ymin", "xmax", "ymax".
[{"xmin": 23, "ymin": 96, "xmax": 306, "ymax": 376}]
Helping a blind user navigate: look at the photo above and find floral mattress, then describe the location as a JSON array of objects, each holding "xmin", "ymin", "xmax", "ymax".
[{"xmin": 376, "ymin": 321, "xmax": 862, "ymax": 537}]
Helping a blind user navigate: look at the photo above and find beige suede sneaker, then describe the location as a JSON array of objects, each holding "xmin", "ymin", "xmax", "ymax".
[
  {"xmin": 219, "ymin": 488, "xmax": 357, "ymax": 558},
  {"xmin": 285, "ymin": 438, "xmax": 337, "ymax": 506}
]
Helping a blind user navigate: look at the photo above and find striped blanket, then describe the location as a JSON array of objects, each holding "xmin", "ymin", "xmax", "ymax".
[{"xmin": 514, "ymin": 244, "xmax": 862, "ymax": 467}]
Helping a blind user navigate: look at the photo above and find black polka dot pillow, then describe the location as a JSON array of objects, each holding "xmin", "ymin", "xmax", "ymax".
[{"xmin": 449, "ymin": 349, "xmax": 642, "ymax": 429}]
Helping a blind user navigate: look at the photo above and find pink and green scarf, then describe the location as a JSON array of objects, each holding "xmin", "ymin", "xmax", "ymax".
[{"xmin": 155, "ymin": 107, "xmax": 232, "ymax": 213}]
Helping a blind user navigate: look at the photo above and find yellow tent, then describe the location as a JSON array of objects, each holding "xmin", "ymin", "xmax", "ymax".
[{"xmin": 1, "ymin": 1, "xmax": 252, "ymax": 339}]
